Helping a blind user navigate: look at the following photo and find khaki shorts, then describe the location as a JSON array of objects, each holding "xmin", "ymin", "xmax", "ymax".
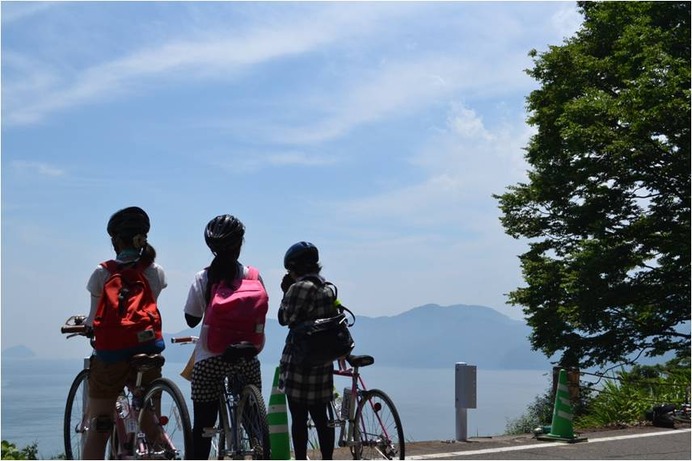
[{"xmin": 88, "ymin": 355, "xmax": 162, "ymax": 399}]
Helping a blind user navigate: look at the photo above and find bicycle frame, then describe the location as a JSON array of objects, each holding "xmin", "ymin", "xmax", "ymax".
[
  {"xmin": 172, "ymin": 336, "xmax": 269, "ymax": 460},
  {"xmin": 62, "ymin": 316, "xmax": 191, "ymax": 460},
  {"xmin": 113, "ymin": 370, "xmax": 177, "ymax": 459},
  {"xmin": 333, "ymin": 363, "xmax": 362, "ymax": 448},
  {"xmin": 311, "ymin": 355, "xmax": 404, "ymax": 460},
  {"xmin": 213, "ymin": 374, "xmax": 240, "ymax": 459}
]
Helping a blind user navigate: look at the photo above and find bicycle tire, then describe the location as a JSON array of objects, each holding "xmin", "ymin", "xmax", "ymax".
[
  {"xmin": 64, "ymin": 369, "xmax": 90, "ymax": 460},
  {"xmin": 214, "ymin": 392, "xmax": 232, "ymax": 460},
  {"xmin": 139, "ymin": 377, "xmax": 193, "ymax": 460},
  {"xmin": 237, "ymin": 384, "xmax": 271, "ymax": 459},
  {"xmin": 106, "ymin": 418, "xmax": 121, "ymax": 460},
  {"xmin": 353, "ymin": 389, "xmax": 405, "ymax": 460},
  {"xmin": 306, "ymin": 400, "xmax": 337, "ymax": 460}
]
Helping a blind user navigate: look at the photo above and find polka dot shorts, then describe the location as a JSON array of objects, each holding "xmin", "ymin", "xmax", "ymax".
[{"xmin": 191, "ymin": 355, "xmax": 262, "ymax": 402}]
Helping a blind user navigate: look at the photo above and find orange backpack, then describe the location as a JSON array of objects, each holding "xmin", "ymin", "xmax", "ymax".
[{"xmin": 92, "ymin": 260, "xmax": 164, "ymax": 361}]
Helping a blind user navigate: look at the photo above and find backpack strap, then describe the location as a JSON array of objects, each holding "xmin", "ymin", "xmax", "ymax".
[
  {"xmin": 101, "ymin": 259, "xmax": 142, "ymax": 274},
  {"xmin": 301, "ymin": 276, "xmax": 355, "ymax": 324},
  {"xmin": 100, "ymin": 260, "xmax": 118, "ymax": 274},
  {"xmin": 245, "ymin": 266, "xmax": 260, "ymax": 280}
]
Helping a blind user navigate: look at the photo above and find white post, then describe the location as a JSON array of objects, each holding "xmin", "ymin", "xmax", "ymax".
[{"xmin": 455, "ymin": 362, "xmax": 477, "ymax": 442}]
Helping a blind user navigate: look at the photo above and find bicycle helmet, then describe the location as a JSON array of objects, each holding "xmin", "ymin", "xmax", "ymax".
[
  {"xmin": 107, "ymin": 206, "xmax": 150, "ymax": 237},
  {"xmin": 284, "ymin": 241, "xmax": 319, "ymax": 271},
  {"xmin": 205, "ymin": 214, "xmax": 245, "ymax": 253}
]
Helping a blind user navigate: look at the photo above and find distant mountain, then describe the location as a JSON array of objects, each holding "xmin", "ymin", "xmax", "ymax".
[
  {"xmin": 2, "ymin": 345, "xmax": 36, "ymax": 359},
  {"xmin": 163, "ymin": 304, "xmax": 551, "ymax": 370}
]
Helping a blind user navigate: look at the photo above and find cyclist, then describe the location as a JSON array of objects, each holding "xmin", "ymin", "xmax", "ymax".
[
  {"xmin": 183, "ymin": 214, "xmax": 266, "ymax": 459},
  {"xmin": 82, "ymin": 206, "xmax": 168, "ymax": 459},
  {"xmin": 278, "ymin": 241, "xmax": 338, "ymax": 460}
]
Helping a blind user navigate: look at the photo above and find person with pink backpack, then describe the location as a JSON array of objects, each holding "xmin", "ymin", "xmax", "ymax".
[{"xmin": 182, "ymin": 214, "xmax": 269, "ymax": 459}]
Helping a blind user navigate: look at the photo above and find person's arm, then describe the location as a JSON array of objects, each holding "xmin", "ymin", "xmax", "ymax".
[
  {"xmin": 183, "ymin": 270, "xmax": 207, "ymax": 328},
  {"xmin": 278, "ymin": 274, "xmax": 295, "ymax": 326},
  {"xmin": 278, "ymin": 280, "xmax": 315, "ymax": 327},
  {"xmin": 85, "ymin": 265, "xmax": 109, "ymax": 326},
  {"xmin": 185, "ymin": 313, "xmax": 201, "ymax": 328}
]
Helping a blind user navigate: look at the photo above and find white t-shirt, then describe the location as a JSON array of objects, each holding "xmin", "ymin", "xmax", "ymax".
[
  {"xmin": 183, "ymin": 263, "xmax": 264, "ymax": 363},
  {"xmin": 85, "ymin": 260, "xmax": 167, "ymax": 326}
]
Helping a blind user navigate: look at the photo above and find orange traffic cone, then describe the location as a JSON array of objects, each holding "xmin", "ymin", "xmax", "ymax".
[{"xmin": 537, "ymin": 368, "xmax": 587, "ymax": 443}]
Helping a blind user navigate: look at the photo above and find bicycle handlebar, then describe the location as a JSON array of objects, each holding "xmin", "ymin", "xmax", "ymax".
[
  {"xmin": 61, "ymin": 325, "xmax": 87, "ymax": 334},
  {"xmin": 171, "ymin": 336, "xmax": 198, "ymax": 344},
  {"xmin": 61, "ymin": 315, "xmax": 91, "ymax": 338}
]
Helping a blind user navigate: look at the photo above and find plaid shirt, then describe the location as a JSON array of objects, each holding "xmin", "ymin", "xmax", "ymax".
[{"xmin": 279, "ymin": 275, "xmax": 338, "ymax": 404}]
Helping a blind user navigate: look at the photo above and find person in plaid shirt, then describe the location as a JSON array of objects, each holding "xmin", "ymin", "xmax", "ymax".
[{"xmin": 278, "ymin": 242, "xmax": 339, "ymax": 460}]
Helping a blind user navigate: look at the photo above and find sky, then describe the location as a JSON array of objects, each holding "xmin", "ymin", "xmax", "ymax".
[{"xmin": 1, "ymin": 1, "xmax": 583, "ymax": 359}]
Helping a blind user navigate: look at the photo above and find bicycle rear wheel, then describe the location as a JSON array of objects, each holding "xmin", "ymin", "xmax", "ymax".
[
  {"xmin": 139, "ymin": 377, "xmax": 193, "ymax": 459},
  {"xmin": 64, "ymin": 369, "xmax": 89, "ymax": 460},
  {"xmin": 237, "ymin": 384, "xmax": 271, "ymax": 459},
  {"xmin": 353, "ymin": 389, "xmax": 405, "ymax": 460}
]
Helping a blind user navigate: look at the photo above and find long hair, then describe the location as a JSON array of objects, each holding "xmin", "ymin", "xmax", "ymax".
[{"xmin": 205, "ymin": 246, "xmax": 241, "ymax": 305}]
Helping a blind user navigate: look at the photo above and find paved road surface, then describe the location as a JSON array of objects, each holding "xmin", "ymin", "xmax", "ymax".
[
  {"xmin": 327, "ymin": 425, "xmax": 691, "ymax": 459},
  {"xmin": 404, "ymin": 426, "xmax": 691, "ymax": 460}
]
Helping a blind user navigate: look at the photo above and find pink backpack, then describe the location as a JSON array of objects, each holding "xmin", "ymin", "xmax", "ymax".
[{"xmin": 200, "ymin": 266, "xmax": 269, "ymax": 354}]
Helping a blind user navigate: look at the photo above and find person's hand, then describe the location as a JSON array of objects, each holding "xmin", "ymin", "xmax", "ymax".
[{"xmin": 281, "ymin": 273, "xmax": 294, "ymax": 293}]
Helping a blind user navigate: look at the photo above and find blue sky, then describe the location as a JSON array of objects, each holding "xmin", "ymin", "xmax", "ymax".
[{"xmin": 1, "ymin": 1, "xmax": 582, "ymax": 359}]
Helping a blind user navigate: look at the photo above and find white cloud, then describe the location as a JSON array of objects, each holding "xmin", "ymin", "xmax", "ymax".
[
  {"xmin": 0, "ymin": 2, "xmax": 56, "ymax": 24},
  {"xmin": 327, "ymin": 101, "xmax": 531, "ymax": 236},
  {"xmin": 11, "ymin": 160, "xmax": 66, "ymax": 177},
  {"xmin": 211, "ymin": 150, "xmax": 340, "ymax": 173},
  {"xmin": 2, "ymin": 4, "xmax": 387, "ymax": 126},
  {"xmin": 551, "ymin": 4, "xmax": 583, "ymax": 39}
]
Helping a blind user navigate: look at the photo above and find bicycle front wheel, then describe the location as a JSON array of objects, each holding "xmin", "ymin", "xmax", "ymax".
[
  {"xmin": 140, "ymin": 377, "xmax": 193, "ymax": 460},
  {"xmin": 237, "ymin": 384, "xmax": 271, "ymax": 459},
  {"xmin": 353, "ymin": 389, "xmax": 405, "ymax": 460},
  {"xmin": 64, "ymin": 369, "xmax": 89, "ymax": 460}
]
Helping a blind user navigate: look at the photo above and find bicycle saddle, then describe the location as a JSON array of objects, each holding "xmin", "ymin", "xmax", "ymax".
[
  {"xmin": 221, "ymin": 342, "xmax": 259, "ymax": 363},
  {"xmin": 346, "ymin": 354, "xmax": 375, "ymax": 368},
  {"xmin": 130, "ymin": 353, "xmax": 166, "ymax": 370}
]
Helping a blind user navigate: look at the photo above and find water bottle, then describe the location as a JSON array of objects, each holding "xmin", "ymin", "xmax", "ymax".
[
  {"xmin": 118, "ymin": 395, "xmax": 138, "ymax": 434},
  {"xmin": 341, "ymin": 388, "xmax": 352, "ymax": 419},
  {"xmin": 116, "ymin": 395, "xmax": 130, "ymax": 420}
]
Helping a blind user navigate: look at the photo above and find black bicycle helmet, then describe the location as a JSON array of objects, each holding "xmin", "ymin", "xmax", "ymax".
[
  {"xmin": 107, "ymin": 206, "xmax": 150, "ymax": 237},
  {"xmin": 284, "ymin": 241, "xmax": 319, "ymax": 271},
  {"xmin": 205, "ymin": 214, "xmax": 245, "ymax": 253}
]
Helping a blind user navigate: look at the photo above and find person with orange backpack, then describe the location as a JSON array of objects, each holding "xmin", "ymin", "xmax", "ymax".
[
  {"xmin": 183, "ymin": 214, "xmax": 269, "ymax": 459},
  {"xmin": 82, "ymin": 206, "xmax": 168, "ymax": 459}
]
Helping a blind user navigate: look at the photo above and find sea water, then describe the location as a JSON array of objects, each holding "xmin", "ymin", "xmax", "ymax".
[{"xmin": 1, "ymin": 358, "xmax": 550, "ymax": 458}]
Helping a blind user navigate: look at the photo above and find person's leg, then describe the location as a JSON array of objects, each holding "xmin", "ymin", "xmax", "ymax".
[
  {"xmin": 83, "ymin": 357, "xmax": 128, "ymax": 459},
  {"xmin": 287, "ymin": 398, "xmax": 310, "ymax": 460},
  {"xmin": 308, "ymin": 402, "xmax": 334, "ymax": 460},
  {"xmin": 192, "ymin": 400, "xmax": 219, "ymax": 459},
  {"xmin": 82, "ymin": 397, "xmax": 117, "ymax": 459},
  {"xmin": 191, "ymin": 357, "xmax": 225, "ymax": 460},
  {"xmin": 131, "ymin": 365, "xmax": 164, "ymax": 445}
]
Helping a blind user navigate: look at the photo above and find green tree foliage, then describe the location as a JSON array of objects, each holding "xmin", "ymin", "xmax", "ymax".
[
  {"xmin": 576, "ymin": 357, "xmax": 690, "ymax": 428},
  {"xmin": 495, "ymin": 2, "xmax": 690, "ymax": 368},
  {"xmin": 1, "ymin": 440, "xmax": 38, "ymax": 460}
]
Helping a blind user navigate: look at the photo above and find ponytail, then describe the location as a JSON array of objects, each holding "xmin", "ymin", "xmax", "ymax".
[{"xmin": 204, "ymin": 247, "xmax": 240, "ymax": 305}]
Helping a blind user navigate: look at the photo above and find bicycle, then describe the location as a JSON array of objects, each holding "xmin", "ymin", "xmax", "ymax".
[
  {"xmin": 61, "ymin": 315, "xmax": 192, "ymax": 459},
  {"xmin": 307, "ymin": 354, "xmax": 405, "ymax": 460},
  {"xmin": 170, "ymin": 336, "xmax": 270, "ymax": 460}
]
